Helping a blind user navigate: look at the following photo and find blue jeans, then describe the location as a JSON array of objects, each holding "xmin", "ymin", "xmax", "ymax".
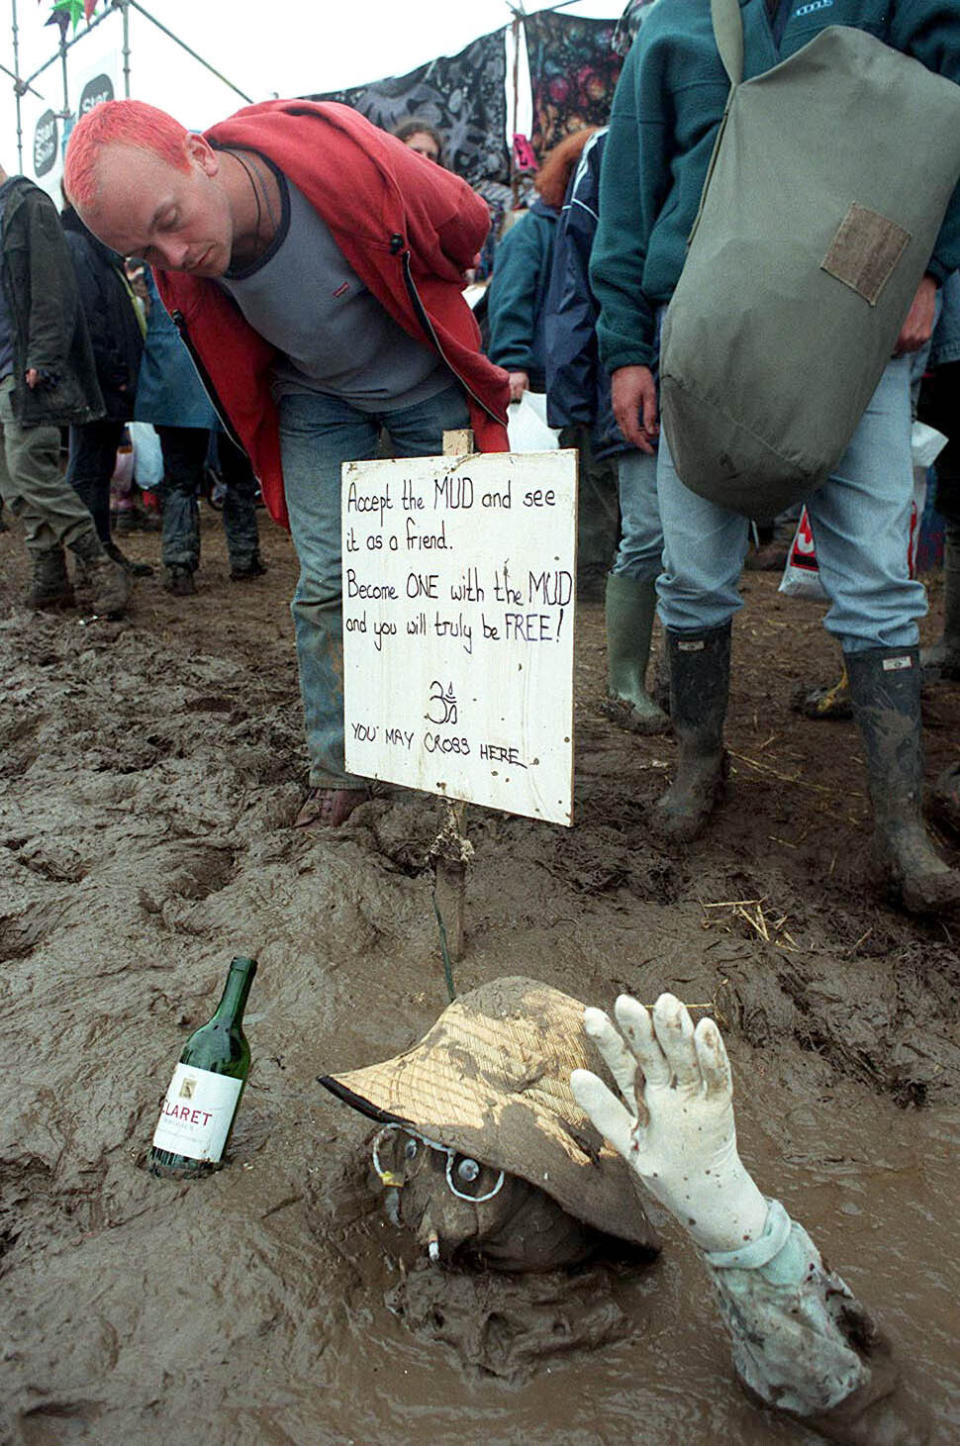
[
  {"xmin": 611, "ymin": 447, "xmax": 663, "ymax": 581},
  {"xmin": 655, "ymin": 355, "xmax": 927, "ymax": 652},
  {"xmin": 278, "ymin": 383, "xmax": 470, "ymax": 788}
]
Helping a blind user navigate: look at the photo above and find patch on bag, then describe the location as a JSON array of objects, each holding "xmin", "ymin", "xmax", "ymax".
[
  {"xmin": 882, "ymin": 655, "xmax": 913, "ymax": 672},
  {"xmin": 821, "ymin": 204, "xmax": 910, "ymax": 306}
]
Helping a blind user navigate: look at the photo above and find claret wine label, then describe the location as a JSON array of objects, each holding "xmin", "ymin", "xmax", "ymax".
[{"xmin": 149, "ymin": 956, "xmax": 257, "ymax": 1179}]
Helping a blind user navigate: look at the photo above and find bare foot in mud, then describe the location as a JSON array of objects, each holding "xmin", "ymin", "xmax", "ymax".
[{"xmin": 294, "ymin": 786, "xmax": 368, "ymax": 828}]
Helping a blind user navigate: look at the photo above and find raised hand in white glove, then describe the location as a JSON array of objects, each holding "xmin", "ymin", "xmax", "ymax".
[{"xmin": 571, "ymin": 992, "xmax": 768, "ymax": 1255}]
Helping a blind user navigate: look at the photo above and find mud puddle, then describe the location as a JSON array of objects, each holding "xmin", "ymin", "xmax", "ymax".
[{"xmin": 1, "ymin": 512, "xmax": 958, "ymax": 1442}]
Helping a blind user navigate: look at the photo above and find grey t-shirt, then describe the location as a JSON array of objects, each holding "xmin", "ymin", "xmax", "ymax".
[
  {"xmin": 0, "ymin": 178, "xmax": 16, "ymax": 382},
  {"xmin": 218, "ymin": 158, "xmax": 449, "ymax": 413}
]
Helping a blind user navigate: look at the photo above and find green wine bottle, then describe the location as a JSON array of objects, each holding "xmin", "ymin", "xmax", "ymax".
[{"xmin": 149, "ymin": 955, "xmax": 257, "ymax": 1179}]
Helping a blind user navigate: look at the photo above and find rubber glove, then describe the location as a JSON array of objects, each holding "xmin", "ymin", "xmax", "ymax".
[{"xmin": 571, "ymin": 992, "xmax": 768, "ymax": 1253}]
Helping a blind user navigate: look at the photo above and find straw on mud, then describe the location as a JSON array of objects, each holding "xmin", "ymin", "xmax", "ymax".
[
  {"xmin": 700, "ymin": 895, "xmax": 799, "ymax": 952},
  {"xmin": 730, "ymin": 747, "xmax": 861, "ymax": 799}
]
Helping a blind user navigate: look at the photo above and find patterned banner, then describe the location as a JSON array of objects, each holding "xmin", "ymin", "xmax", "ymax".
[
  {"xmin": 308, "ymin": 27, "xmax": 510, "ymax": 187},
  {"xmin": 524, "ymin": 11, "xmax": 623, "ymax": 159}
]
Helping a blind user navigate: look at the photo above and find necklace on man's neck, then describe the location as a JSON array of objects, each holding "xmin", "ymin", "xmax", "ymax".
[{"xmin": 229, "ymin": 149, "xmax": 280, "ymax": 255}]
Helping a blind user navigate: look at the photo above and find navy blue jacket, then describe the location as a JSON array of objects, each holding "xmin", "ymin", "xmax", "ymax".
[
  {"xmin": 62, "ymin": 207, "xmax": 143, "ymax": 422},
  {"xmin": 544, "ymin": 131, "xmax": 628, "ymax": 460}
]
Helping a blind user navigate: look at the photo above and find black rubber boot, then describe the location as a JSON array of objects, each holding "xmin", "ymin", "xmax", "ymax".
[
  {"xmin": 29, "ymin": 547, "xmax": 75, "ymax": 611},
  {"xmin": 653, "ymin": 622, "xmax": 731, "ymax": 842},
  {"xmin": 230, "ymin": 553, "xmax": 268, "ymax": 582},
  {"xmin": 921, "ymin": 526, "xmax": 960, "ymax": 682},
  {"xmin": 105, "ymin": 540, "xmax": 154, "ymax": 578},
  {"xmin": 846, "ymin": 646, "xmax": 960, "ymax": 915},
  {"xmin": 163, "ymin": 564, "xmax": 196, "ymax": 597},
  {"xmin": 930, "ymin": 762, "xmax": 960, "ymax": 836}
]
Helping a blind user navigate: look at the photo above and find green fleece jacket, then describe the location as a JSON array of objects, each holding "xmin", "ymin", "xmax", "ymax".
[{"xmin": 591, "ymin": 0, "xmax": 960, "ymax": 372}]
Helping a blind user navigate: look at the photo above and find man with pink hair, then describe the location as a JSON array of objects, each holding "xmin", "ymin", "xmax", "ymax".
[{"xmin": 66, "ymin": 98, "xmax": 509, "ymax": 827}]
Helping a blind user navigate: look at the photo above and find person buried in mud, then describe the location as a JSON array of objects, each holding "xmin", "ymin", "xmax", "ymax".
[
  {"xmin": 63, "ymin": 99, "xmax": 509, "ymax": 830},
  {"xmin": 322, "ymin": 978, "xmax": 925, "ymax": 1445}
]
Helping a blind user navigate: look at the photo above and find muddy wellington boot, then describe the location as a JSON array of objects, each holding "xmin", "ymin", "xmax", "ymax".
[
  {"xmin": 29, "ymin": 546, "xmax": 75, "ymax": 611},
  {"xmin": 600, "ymin": 573, "xmax": 669, "ymax": 734},
  {"xmin": 846, "ymin": 646, "xmax": 960, "ymax": 915},
  {"xmin": 921, "ymin": 525, "xmax": 960, "ymax": 682},
  {"xmin": 68, "ymin": 527, "xmax": 130, "ymax": 617},
  {"xmin": 653, "ymin": 622, "xmax": 731, "ymax": 842}
]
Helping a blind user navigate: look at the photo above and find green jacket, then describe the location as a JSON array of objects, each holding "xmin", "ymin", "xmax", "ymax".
[
  {"xmin": 591, "ymin": 0, "xmax": 960, "ymax": 372},
  {"xmin": 486, "ymin": 198, "xmax": 560, "ymax": 392},
  {"xmin": 0, "ymin": 176, "xmax": 103, "ymax": 426}
]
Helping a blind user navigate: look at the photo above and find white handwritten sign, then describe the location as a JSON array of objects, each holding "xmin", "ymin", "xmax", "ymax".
[{"xmin": 342, "ymin": 449, "xmax": 577, "ymax": 826}]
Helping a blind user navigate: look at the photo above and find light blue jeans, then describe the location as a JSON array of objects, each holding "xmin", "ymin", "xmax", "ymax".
[
  {"xmin": 611, "ymin": 446, "xmax": 663, "ymax": 580},
  {"xmin": 655, "ymin": 355, "xmax": 927, "ymax": 651},
  {"xmin": 278, "ymin": 383, "xmax": 470, "ymax": 788}
]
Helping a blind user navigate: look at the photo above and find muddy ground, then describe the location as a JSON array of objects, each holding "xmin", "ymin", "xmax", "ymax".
[{"xmin": 1, "ymin": 507, "xmax": 958, "ymax": 1445}]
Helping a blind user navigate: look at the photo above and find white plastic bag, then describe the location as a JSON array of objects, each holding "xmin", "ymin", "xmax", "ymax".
[
  {"xmin": 506, "ymin": 391, "xmax": 560, "ymax": 452},
  {"xmin": 779, "ymin": 421, "xmax": 944, "ymax": 599},
  {"xmin": 129, "ymin": 421, "xmax": 164, "ymax": 488}
]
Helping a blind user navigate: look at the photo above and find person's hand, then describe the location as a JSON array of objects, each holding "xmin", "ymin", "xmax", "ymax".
[
  {"xmin": 611, "ymin": 364, "xmax": 658, "ymax": 453},
  {"xmin": 25, "ymin": 368, "xmax": 39, "ymax": 389},
  {"xmin": 571, "ymin": 992, "xmax": 768, "ymax": 1254},
  {"xmin": 894, "ymin": 274, "xmax": 937, "ymax": 356},
  {"xmin": 507, "ymin": 370, "xmax": 529, "ymax": 404}
]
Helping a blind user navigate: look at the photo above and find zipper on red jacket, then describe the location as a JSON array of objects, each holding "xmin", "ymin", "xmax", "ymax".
[
  {"xmin": 393, "ymin": 240, "xmax": 506, "ymax": 431},
  {"xmin": 170, "ymin": 309, "xmax": 247, "ymax": 455}
]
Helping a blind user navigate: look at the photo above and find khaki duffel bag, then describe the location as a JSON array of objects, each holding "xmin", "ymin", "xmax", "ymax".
[{"xmin": 659, "ymin": 0, "xmax": 960, "ymax": 519}]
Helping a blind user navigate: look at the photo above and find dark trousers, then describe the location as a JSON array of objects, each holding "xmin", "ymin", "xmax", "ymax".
[
  {"xmin": 157, "ymin": 425, "xmax": 260, "ymax": 572},
  {"xmin": 67, "ymin": 418, "xmax": 125, "ymax": 543},
  {"xmin": 919, "ymin": 361, "xmax": 960, "ymax": 524}
]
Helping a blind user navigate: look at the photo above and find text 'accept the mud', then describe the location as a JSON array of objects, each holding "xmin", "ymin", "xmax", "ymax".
[{"xmin": 341, "ymin": 447, "xmax": 577, "ymax": 825}]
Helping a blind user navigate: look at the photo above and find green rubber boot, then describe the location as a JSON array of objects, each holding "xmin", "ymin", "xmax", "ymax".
[
  {"xmin": 600, "ymin": 573, "xmax": 669, "ymax": 734},
  {"xmin": 846, "ymin": 646, "xmax": 960, "ymax": 915},
  {"xmin": 653, "ymin": 623, "xmax": 731, "ymax": 842}
]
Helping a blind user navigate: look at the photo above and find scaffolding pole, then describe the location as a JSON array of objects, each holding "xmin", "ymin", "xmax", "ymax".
[
  {"xmin": 15, "ymin": 0, "xmax": 252, "ymax": 161},
  {"xmin": 11, "ymin": 0, "xmax": 22, "ymax": 174},
  {"xmin": 123, "ymin": 0, "xmax": 253, "ymax": 104}
]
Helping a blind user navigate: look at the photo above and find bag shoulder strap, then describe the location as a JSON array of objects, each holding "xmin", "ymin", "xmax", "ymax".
[{"xmin": 711, "ymin": 0, "xmax": 744, "ymax": 87}]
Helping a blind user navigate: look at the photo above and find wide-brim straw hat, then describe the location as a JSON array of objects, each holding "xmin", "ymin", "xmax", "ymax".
[{"xmin": 319, "ymin": 975, "xmax": 658, "ymax": 1251}]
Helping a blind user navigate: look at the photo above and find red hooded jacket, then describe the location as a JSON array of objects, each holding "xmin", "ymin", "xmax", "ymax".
[{"xmin": 155, "ymin": 100, "xmax": 510, "ymax": 529}]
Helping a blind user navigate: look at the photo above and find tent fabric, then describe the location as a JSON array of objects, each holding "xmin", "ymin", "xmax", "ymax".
[
  {"xmin": 307, "ymin": 11, "xmax": 626, "ymax": 186},
  {"xmin": 524, "ymin": 12, "xmax": 622, "ymax": 158},
  {"xmin": 309, "ymin": 27, "xmax": 510, "ymax": 186}
]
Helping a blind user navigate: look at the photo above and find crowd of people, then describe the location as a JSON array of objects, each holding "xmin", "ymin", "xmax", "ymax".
[
  {"xmin": 0, "ymin": 0, "xmax": 957, "ymax": 878},
  {"xmin": 0, "ymin": 0, "xmax": 957, "ymax": 892}
]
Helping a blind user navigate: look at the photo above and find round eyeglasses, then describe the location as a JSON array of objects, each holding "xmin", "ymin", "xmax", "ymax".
[{"xmin": 371, "ymin": 1122, "xmax": 505, "ymax": 1203}]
